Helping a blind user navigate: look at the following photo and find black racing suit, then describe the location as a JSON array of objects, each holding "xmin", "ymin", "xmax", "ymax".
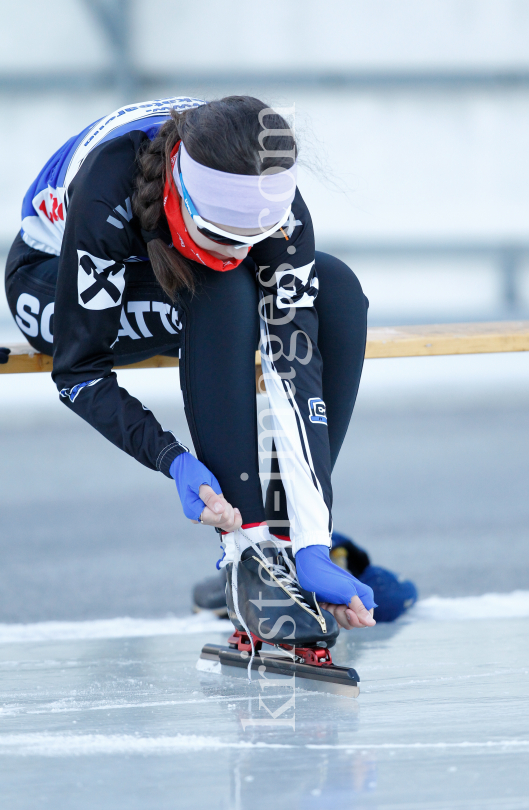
[{"xmin": 5, "ymin": 100, "xmax": 368, "ymax": 552}]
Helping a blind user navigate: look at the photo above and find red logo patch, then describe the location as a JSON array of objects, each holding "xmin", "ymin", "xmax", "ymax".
[{"xmin": 39, "ymin": 193, "xmax": 64, "ymax": 223}]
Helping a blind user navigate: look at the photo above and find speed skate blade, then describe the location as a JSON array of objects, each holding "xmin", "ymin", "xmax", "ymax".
[
  {"xmin": 195, "ymin": 657, "xmax": 221, "ymax": 674},
  {"xmin": 198, "ymin": 643, "xmax": 360, "ymax": 698}
]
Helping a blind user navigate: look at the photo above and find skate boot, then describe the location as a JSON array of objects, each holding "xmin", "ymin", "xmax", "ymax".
[
  {"xmin": 225, "ymin": 529, "xmax": 340, "ymax": 651},
  {"xmin": 197, "ymin": 528, "xmax": 360, "ymax": 696}
]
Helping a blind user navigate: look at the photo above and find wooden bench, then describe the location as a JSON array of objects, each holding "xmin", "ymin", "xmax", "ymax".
[{"xmin": 1, "ymin": 321, "xmax": 528, "ymax": 382}]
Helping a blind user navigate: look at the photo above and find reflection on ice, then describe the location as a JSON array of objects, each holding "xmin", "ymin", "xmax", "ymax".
[{"xmin": 0, "ymin": 610, "xmax": 527, "ymax": 807}]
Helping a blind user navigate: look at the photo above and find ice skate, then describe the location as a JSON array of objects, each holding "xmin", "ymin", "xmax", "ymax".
[
  {"xmin": 225, "ymin": 536, "xmax": 339, "ymax": 648},
  {"xmin": 198, "ymin": 529, "xmax": 360, "ymax": 696},
  {"xmin": 191, "ymin": 529, "xmax": 417, "ymax": 623}
]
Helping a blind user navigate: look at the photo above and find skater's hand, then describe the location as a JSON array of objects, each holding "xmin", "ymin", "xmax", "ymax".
[
  {"xmin": 319, "ymin": 598, "xmax": 376, "ymax": 630},
  {"xmin": 295, "ymin": 546, "xmax": 377, "ymax": 630},
  {"xmin": 193, "ymin": 485, "xmax": 243, "ymax": 533},
  {"xmin": 170, "ymin": 453, "xmax": 241, "ymax": 529}
]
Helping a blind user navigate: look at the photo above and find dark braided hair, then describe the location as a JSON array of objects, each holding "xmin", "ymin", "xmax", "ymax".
[{"xmin": 133, "ymin": 96, "xmax": 297, "ymax": 299}]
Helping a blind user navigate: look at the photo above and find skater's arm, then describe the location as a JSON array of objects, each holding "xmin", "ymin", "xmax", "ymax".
[{"xmin": 52, "ymin": 136, "xmax": 189, "ymax": 477}]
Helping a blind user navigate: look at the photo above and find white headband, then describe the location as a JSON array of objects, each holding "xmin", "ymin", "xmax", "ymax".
[{"xmin": 173, "ymin": 142, "xmax": 297, "ymax": 228}]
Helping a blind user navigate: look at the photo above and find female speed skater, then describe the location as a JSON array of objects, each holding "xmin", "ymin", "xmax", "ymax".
[{"xmin": 4, "ymin": 95, "xmax": 416, "ymax": 649}]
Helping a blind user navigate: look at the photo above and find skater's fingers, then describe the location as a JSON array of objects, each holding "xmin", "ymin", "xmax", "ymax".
[
  {"xmin": 227, "ymin": 508, "xmax": 243, "ymax": 532},
  {"xmin": 199, "ymin": 503, "xmax": 228, "ymax": 527},
  {"xmin": 217, "ymin": 512, "xmax": 242, "ymax": 532},
  {"xmin": 194, "ymin": 485, "xmax": 242, "ymax": 531},
  {"xmin": 199, "ymin": 485, "xmax": 228, "ymax": 515},
  {"xmin": 337, "ymin": 605, "xmax": 365, "ymax": 629},
  {"xmin": 320, "ymin": 601, "xmax": 375, "ymax": 630},
  {"xmin": 225, "ymin": 507, "xmax": 243, "ymax": 532},
  {"xmin": 319, "ymin": 602, "xmax": 360, "ymax": 629},
  {"xmin": 348, "ymin": 596, "xmax": 376, "ymax": 627},
  {"xmin": 217, "ymin": 502, "xmax": 236, "ymax": 530},
  {"xmin": 220, "ymin": 510, "xmax": 243, "ymax": 533},
  {"xmin": 199, "ymin": 500, "xmax": 242, "ymax": 533}
]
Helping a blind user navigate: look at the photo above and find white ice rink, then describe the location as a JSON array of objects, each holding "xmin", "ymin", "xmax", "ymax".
[{"xmin": 0, "ymin": 597, "xmax": 528, "ymax": 809}]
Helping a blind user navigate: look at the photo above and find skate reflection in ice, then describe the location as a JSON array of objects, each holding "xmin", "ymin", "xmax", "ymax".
[
  {"xmin": 233, "ymin": 690, "xmax": 359, "ymax": 740},
  {"xmin": 196, "ymin": 664, "xmax": 360, "ymax": 740},
  {"xmin": 229, "ymin": 748, "xmax": 377, "ymax": 810}
]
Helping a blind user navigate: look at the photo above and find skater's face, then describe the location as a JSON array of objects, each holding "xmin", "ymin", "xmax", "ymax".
[{"xmin": 180, "ymin": 195, "xmax": 270, "ymax": 260}]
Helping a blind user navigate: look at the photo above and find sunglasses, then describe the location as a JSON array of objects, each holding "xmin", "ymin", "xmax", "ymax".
[{"xmin": 177, "ymin": 149, "xmax": 291, "ymax": 249}]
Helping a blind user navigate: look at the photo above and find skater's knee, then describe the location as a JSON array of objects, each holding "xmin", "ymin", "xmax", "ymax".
[
  {"xmin": 203, "ymin": 259, "xmax": 257, "ymax": 304},
  {"xmin": 314, "ymin": 251, "xmax": 369, "ymax": 311},
  {"xmin": 187, "ymin": 259, "xmax": 260, "ymax": 337}
]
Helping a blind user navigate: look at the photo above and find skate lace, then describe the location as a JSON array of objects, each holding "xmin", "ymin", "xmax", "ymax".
[
  {"xmin": 232, "ymin": 529, "xmax": 320, "ymax": 681},
  {"xmin": 249, "ymin": 540, "xmax": 318, "ymax": 616},
  {"xmin": 229, "ymin": 529, "xmax": 254, "ymax": 681}
]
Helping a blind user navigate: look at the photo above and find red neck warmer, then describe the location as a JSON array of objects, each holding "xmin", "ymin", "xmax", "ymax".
[{"xmin": 163, "ymin": 142, "xmax": 245, "ymax": 273}]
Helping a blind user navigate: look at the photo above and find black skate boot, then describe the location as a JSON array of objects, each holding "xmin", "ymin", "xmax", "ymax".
[
  {"xmin": 225, "ymin": 538, "xmax": 340, "ymax": 650},
  {"xmin": 198, "ymin": 531, "xmax": 361, "ymax": 696}
]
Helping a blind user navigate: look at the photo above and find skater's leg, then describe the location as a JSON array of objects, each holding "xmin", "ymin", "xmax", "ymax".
[
  {"xmin": 5, "ymin": 233, "xmax": 60, "ymax": 354},
  {"xmin": 264, "ymin": 251, "xmax": 368, "ymax": 533},
  {"xmin": 294, "ymin": 254, "xmax": 416, "ymax": 621},
  {"xmin": 260, "ymin": 252, "xmax": 376, "ymax": 627},
  {"xmin": 179, "ymin": 259, "xmax": 265, "ymax": 525},
  {"xmin": 314, "ymin": 251, "xmax": 368, "ymax": 467}
]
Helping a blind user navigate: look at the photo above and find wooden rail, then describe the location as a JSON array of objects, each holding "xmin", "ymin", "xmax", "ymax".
[{"xmin": 1, "ymin": 321, "xmax": 528, "ymax": 376}]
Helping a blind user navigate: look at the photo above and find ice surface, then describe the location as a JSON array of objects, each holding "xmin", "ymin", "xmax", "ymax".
[
  {"xmin": 0, "ymin": 613, "xmax": 233, "ymax": 644},
  {"xmin": 0, "ymin": 602, "xmax": 528, "ymax": 809},
  {"xmin": 412, "ymin": 590, "xmax": 529, "ymax": 621},
  {"xmin": 1, "ymin": 591, "xmax": 528, "ymax": 646}
]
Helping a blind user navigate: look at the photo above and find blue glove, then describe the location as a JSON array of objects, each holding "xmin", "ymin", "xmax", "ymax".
[
  {"xmin": 169, "ymin": 453, "xmax": 223, "ymax": 521},
  {"xmin": 0, "ymin": 347, "xmax": 10, "ymax": 365},
  {"xmin": 296, "ymin": 545, "xmax": 377, "ymax": 610}
]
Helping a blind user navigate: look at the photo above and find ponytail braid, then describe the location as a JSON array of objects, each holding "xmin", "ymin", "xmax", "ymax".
[{"xmin": 133, "ymin": 109, "xmax": 195, "ymax": 298}]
